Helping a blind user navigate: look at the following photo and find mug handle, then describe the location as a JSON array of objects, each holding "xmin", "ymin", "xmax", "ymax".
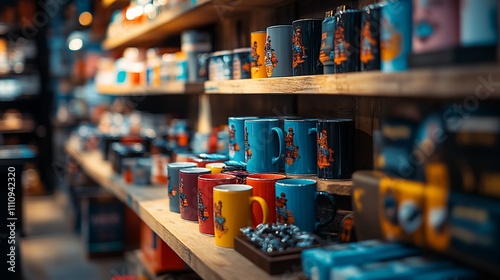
[
  {"xmin": 272, "ymin": 127, "xmax": 285, "ymax": 165},
  {"xmin": 308, "ymin": 127, "xmax": 317, "ymax": 135},
  {"xmin": 250, "ymin": 196, "xmax": 269, "ymax": 225},
  {"xmin": 317, "ymin": 191, "xmax": 336, "ymax": 227}
]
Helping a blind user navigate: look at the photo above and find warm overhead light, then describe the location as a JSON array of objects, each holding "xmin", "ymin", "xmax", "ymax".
[
  {"xmin": 125, "ymin": 6, "xmax": 144, "ymax": 21},
  {"xmin": 79, "ymin": 11, "xmax": 93, "ymax": 26},
  {"xmin": 68, "ymin": 38, "xmax": 83, "ymax": 51}
]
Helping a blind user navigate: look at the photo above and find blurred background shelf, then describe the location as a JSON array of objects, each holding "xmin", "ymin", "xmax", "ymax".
[
  {"xmin": 102, "ymin": 0, "xmax": 294, "ymax": 50},
  {"xmin": 205, "ymin": 64, "xmax": 500, "ymax": 97},
  {"xmin": 97, "ymin": 82, "xmax": 204, "ymax": 95}
]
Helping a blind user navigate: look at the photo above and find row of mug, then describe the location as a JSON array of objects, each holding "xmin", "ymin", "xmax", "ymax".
[
  {"xmin": 166, "ymin": 163, "xmax": 336, "ymax": 248},
  {"xmin": 228, "ymin": 117, "xmax": 354, "ymax": 179}
]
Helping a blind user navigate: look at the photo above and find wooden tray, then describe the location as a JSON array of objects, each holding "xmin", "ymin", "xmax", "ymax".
[{"xmin": 234, "ymin": 235, "xmax": 319, "ymax": 275}]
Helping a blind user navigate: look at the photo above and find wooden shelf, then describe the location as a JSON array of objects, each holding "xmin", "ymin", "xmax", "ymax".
[
  {"xmin": 205, "ymin": 63, "xmax": 500, "ymax": 97},
  {"xmin": 288, "ymin": 175, "xmax": 352, "ymax": 196},
  {"xmin": 102, "ymin": 0, "xmax": 293, "ymax": 50},
  {"xmin": 0, "ymin": 121, "xmax": 36, "ymax": 134},
  {"xmin": 97, "ymin": 82, "xmax": 204, "ymax": 95},
  {"xmin": 65, "ymin": 138, "xmax": 302, "ymax": 280}
]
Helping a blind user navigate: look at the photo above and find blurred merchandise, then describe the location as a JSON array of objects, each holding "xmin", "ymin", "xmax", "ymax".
[
  {"xmin": 301, "ymin": 240, "xmax": 420, "ymax": 280},
  {"xmin": 22, "ymin": 163, "xmax": 44, "ymax": 196},
  {"xmin": 208, "ymin": 50, "xmax": 233, "ymax": 81},
  {"xmin": 232, "ymin": 48, "xmax": 251, "ymax": 79},
  {"xmin": 181, "ymin": 30, "xmax": 212, "ymax": 82},
  {"xmin": 80, "ymin": 190, "xmax": 125, "ymax": 257},
  {"xmin": 380, "ymin": 0, "xmax": 412, "ymax": 72},
  {"xmin": 140, "ymin": 222, "xmax": 188, "ymax": 274}
]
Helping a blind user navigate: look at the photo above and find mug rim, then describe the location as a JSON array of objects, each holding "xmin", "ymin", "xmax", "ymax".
[
  {"xmin": 214, "ymin": 184, "xmax": 253, "ymax": 192},
  {"xmin": 292, "ymin": 18, "xmax": 323, "ymax": 24},
  {"xmin": 267, "ymin": 24, "xmax": 292, "ymax": 29},
  {"xmin": 229, "ymin": 116, "xmax": 259, "ymax": 121},
  {"xmin": 233, "ymin": 47, "xmax": 251, "ymax": 53},
  {"xmin": 251, "ymin": 30, "xmax": 266, "ymax": 33},
  {"xmin": 179, "ymin": 167, "xmax": 211, "ymax": 174},
  {"xmin": 213, "ymin": 50, "xmax": 232, "ymax": 56},
  {"xmin": 167, "ymin": 162, "xmax": 198, "ymax": 168},
  {"xmin": 205, "ymin": 162, "xmax": 226, "ymax": 168},
  {"xmin": 317, "ymin": 118, "xmax": 354, "ymax": 123},
  {"xmin": 245, "ymin": 118, "xmax": 279, "ymax": 123},
  {"xmin": 247, "ymin": 174, "xmax": 287, "ymax": 181},
  {"xmin": 198, "ymin": 173, "xmax": 237, "ymax": 181},
  {"xmin": 285, "ymin": 118, "xmax": 318, "ymax": 122},
  {"xmin": 275, "ymin": 178, "xmax": 317, "ymax": 187}
]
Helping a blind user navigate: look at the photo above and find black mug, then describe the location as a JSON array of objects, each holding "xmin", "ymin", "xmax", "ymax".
[
  {"xmin": 292, "ymin": 19, "xmax": 323, "ymax": 76},
  {"xmin": 314, "ymin": 119, "xmax": 355, "ymax": 179},
  {"xmin": 360, "ymin": 3, "xmax": 382, "ymax": 71},
  {"xmin": 333, "ymin": 6, "xmax": 362, "ymax": 73}
]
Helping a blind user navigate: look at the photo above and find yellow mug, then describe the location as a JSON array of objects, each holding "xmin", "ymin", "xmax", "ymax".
[
  {"xmin": 205, "ymin": 162, "xmax": 225, "ymax": 174},
  {"xmin": 213, "ymin": 184, "xmax": 268, "ymax": 248},
  {"xmin": 250, "ymin": 31, "xmax": 267, "ymax": 78}
]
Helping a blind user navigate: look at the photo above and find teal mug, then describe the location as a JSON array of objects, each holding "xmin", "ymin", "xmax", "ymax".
[
  {"xmin": 245, "ymin": 118, "xmax": 284, "ymax": 173},
  {"xmin": 282, "ymin": 118, "xmax": 318, "ymax": 175},
  {"xmin": 275, "ymin": 178, "xmax": 335, "ymax": 233}
]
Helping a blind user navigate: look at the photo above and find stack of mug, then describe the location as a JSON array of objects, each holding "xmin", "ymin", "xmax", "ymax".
[
  {"xmin": 251, "ymin": 19, "xmax": 324, "ymax": 78},
  {"xmin": 163, "ymin": 117, "xmax": 353, "ymax": 248},
  {"xmin": 228, "ymin": 117, "xmax": 354, "ymax": 179}
]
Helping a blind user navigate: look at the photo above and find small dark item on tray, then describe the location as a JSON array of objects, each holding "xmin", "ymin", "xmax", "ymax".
[
  {"xmin": 235, "ymin": 223, "xmax": 321, "ymax": 275},
  {"xmin": 241, "ymin": 224, "xmax": 318, "ymax": 253}
]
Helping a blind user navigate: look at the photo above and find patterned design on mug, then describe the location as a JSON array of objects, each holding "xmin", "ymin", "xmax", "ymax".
[
  {"xmin": 285, "ymin": 127, "xmax": 300, "ymax": 165},
  {"xmin": 228, "ymin": 124, "xmax": 239, "ymax": 158},
  {"xmin": 214, "ymin": 200, "xmax": 227, "ymax": 237},
  {"xmin": 179, "ymin": 177, "xmax": 188, "ymax": 208},
  {"xmin": 292, "ymin": 27, "xmax": 307, "ymax": 68},
  {"xmin": 264, "ymin": 36, "xmax": 279, "ymax": 77},
  {"xmin": 168, "ymin": 176, "xmax": 178, "ymax": 198},
  {"xmin": 361, "ymin": 17, "xmax": 376, "ymax": 64},
  {"xmin": 244, "ymin": 126, "xmax": 252, "ymax": 161},
  {"xmin": 251, "ymin": 41, "xmax": 262, "ymax": 73},
  {"xmin": 317, "ymin": 129, "xmax": 334, "ymax": 169},
  {"xmin": 381, "ymin": 16, "xmax": 402, "ymax": 61},
  {"xmin": 334, "ymin": 22, "xmax": 350, "ymax": 65},
  {"xmin": 198, "ymin": 188, "xmax": 209, "ymax": 222},
  {"xmin": 276, "ymin": 192, "xmax": 295, "ymax": 224}
]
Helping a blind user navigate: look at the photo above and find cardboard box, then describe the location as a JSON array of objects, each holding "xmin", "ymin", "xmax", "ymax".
[{"xmin": 140, "ymin": 222, "xmax": 187, "ymax": 274}]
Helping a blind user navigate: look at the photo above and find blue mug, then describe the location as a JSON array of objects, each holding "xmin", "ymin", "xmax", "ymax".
[
  {"xmin": 315, "ymin": 119, "xmax": 355, "ymax": 179},
  {"xmin": 275, "ymin": 179, "xmax": 335, "ymax": 233},
  {"xmin": 245, "ymin": 118, "xmax": 284, "ymax": 173},
  {"xmin": 228, "ymin": 117, "xmax": 258, "ymax": 162},
  {"xmin": 380, "ymin": 0, "xmax": 412, "ymax": 72},
  {"xmin": 282, "ymin": 118, "xmax": 318, "ymax": 175},
  {"xmin": 167, "ymin": 162, "xmax": 197, "ymax": 213}
]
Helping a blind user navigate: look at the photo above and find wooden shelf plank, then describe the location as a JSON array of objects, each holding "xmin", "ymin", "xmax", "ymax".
[
  {"xmin": 97, "ymin": 81, "xmax": 204, "ymax": 95},
  {"xmin": 102, "ymin": 0, "xmax": 293, "ymax": 50},
  {"xmin": 287, "ymin": 175, "xmax": 352, "ymax": 196},
  {"xmin": 205, "ymin": 63, "xmax": 500, "ymax": 97},
  {"xmin": 65, "ymin": 138, "xmax": 301, "ymax": 280}
]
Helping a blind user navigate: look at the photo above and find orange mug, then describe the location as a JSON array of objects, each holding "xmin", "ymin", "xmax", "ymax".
[
  {"xmin": 246, "ymin": 174, "xmax": 287, "ymax": 227},
  {"xmin": 250, "ymin": 31, "xmax": 267, "ymax": 78}
]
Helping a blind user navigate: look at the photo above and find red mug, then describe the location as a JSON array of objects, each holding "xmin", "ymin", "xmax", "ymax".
[
  {"xmin": 246, "ymin": 173, "xmax": 287, "ymax": 227},
  {"xmin": 179, "ymin": 168, "xmax": 211, "ymax": 221},
  {"xmin": 197, "ymin": 173, "xmax": 238, "ymax": 235}
]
